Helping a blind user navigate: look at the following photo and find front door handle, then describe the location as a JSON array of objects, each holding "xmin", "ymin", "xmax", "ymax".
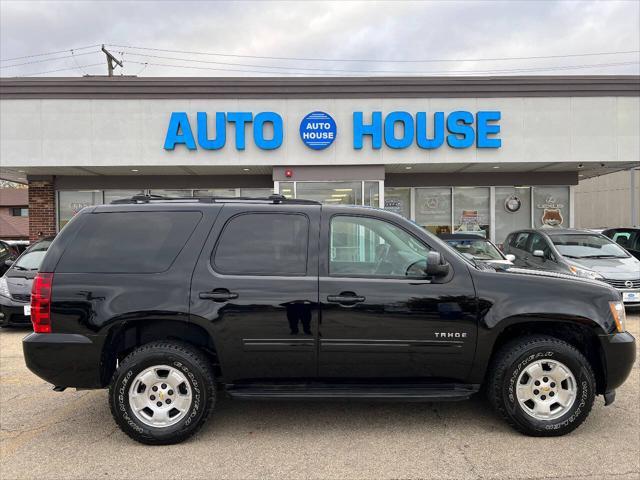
[
  {"xmin": 327, "ymin": 292, "xmax": 366, "ymax": 305},
  {"xmin": 199, "ymin": 289, "xmax": 239, "ymax": 302}
]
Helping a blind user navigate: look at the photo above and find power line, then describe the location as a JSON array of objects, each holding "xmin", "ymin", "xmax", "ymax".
[
  {"xmin": 107, "ymin": 44, "xmax": 640, "ymax": 64},
  {"xmin": 121, "ymin": 50, "xmax": 640, "ymax": 75},
  {"xmin": 11, "ymin": 63, "xmax": 104, "ymax": 77},
  {"xmin": 127, "ymin": 59, "xmax": 639, "ymax": 77},
  {"xmin": 0, "ymin": 44, "xmax": 100, "ymax": 63},
  {"xmin": 0, "ymin": 50, "xmax": 99, "ymax": 69}
]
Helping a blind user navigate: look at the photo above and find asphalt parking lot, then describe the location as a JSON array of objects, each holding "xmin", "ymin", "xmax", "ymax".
[{"xmin": 1, "ymin": 315, "xmax": 638, "ymax": 480}]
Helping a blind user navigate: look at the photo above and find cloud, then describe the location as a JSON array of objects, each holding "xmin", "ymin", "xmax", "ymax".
[{"xmin": 1, "ymin": 0, "xmax": 638, "ymax": 77}]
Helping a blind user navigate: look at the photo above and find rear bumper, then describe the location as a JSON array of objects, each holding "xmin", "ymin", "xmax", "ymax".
[
  {"xmin": 22, "ymin": 333, "xmax": 104, "ymax": 389},
  {"xmin": 599, "ymin": 331, "xmax": 636, "ymax": 392}
]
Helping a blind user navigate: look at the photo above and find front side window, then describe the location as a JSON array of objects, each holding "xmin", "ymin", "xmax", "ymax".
[
  {"xmin": 511, "ymin": 232, "xmax": 530, "ymax": 250},
  {"xmin": 549, "ymin": 234, "xmax": 630, "ymax": 259},
  {"xmin": 213, "ymin": 213, "xmax": 309, "ymax": 276},
  {"xmin": 330, "ymin": 216, "xmax": 431, "ymax": 278}
]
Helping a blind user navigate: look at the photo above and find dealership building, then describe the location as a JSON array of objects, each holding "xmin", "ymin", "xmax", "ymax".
[{"xmin": 0, "ymin": 75, "xmax": 639, "ymax": 243}]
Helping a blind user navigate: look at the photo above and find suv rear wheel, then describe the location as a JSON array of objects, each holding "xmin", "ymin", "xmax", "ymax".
[
  {"xmin": 108, "ymin": 341, "xmax": 215, "ymax": 445},
  {"xmin": 487, "ymin": 335, "xmax": 595, "ymax": 436}
]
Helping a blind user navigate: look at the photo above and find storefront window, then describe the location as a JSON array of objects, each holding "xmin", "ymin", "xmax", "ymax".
[
  {"xmin": 495, "ymin": 187, "xmax": 532, "ymax": 245},
  {"xmin": 364, "ymin": 182, "xmax": 379, "ymax": 207},
  {"xmin": 103, "ymin": 190, "xmax": 144, "ymax": 204},
  {"xmin": 193, "ymin": 188, "xmax": 236, "ymax": 197},
  {"xmin": 149, "ymin": 189, "xmax": 194, "ymax": 197},
  {"xmin": 415, "ymin": 187, "xmax": 452, "ymax": 235},
  {"xmin": 240, "ymin": 188, "xmax": 274, "ymax": 198},
  {"xmin": 533, "ymin": 186, "xmax": 570, "ymax": 229},
  {"xmin": 58, "ymin": 191, "xmax": 102, "ymax": 229},
  {"xmin": 453, "ymin": 187, "xmax": 490, "ymax": 238},
  {"xmin": 384, "ymin": 187, "xmax": 411, "ymax": 218},
  {"xmin": 278, "ymin": 182, "xmax": 294, "ymax": 198},
  {"xmin": 295, "ymin": 181, "xmax": 362, "ymax": 205}
]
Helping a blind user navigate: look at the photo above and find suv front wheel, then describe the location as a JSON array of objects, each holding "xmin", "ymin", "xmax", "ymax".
[
  {"xmin": 487, "ymin": 335, "xmax": 596, "ymax": 436},
  {"xmin": 109, "ymin": 341, "xmax": 215, "ymax": 445}
]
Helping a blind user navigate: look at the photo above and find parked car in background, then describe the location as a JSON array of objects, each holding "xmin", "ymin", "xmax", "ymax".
[
  {"xmin": 439, "ymin": 233, "xmax": 514, "ymax": 269},
  {"xmin": 0, "ymin": 240, "xmax": 21, "ymax": 276},
  {"xmin": 0, "ymin": 237, "xmax": 53, "ymax": 327},
  {"xmin": 503, "ymin": 229, "xmax": 640, "ymax": 306},
  {"xmin": 602, "ymin": 228, "xmax": 640, "ymax": 260}
]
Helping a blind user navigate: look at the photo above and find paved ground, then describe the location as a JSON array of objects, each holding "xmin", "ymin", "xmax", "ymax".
[{"xmin": 1, "ymin": 315, "xmax": 638, "ymax": 480}]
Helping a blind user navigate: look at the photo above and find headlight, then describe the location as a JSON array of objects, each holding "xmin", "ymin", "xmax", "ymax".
[
  {"xmin": 569, "ymin": 265, "xmax": 603, "ymax": 280},
  {"xmin": 609, "ymin": 301, "xmax": 627, "ymax": 333},
  {"xmin": 0, "ymin": 277, "xmax": 10, "ymax": 298}
]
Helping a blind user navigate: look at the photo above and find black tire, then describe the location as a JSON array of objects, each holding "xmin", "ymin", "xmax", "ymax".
[
  {"xmin": 487, "ymin": 335, "xmax": 595, "ymax": 437},
  {"xmin": 108, "ymin": 341, "xmax": 215, "ymax": 445}
]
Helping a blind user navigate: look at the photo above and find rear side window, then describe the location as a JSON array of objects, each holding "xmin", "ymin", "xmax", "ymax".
[
  {"xmin": 56, "ymin": 211, "xmax": 202, "ymax": 273},
  {"xmin": 212, "ymin": 213, "xmax": 309, "ymax": 275}
]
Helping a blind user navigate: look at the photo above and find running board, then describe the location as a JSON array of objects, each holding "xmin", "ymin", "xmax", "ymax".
[{"xmin": 225, "ymin": 383, "xmax": 479, "ymax": 401}]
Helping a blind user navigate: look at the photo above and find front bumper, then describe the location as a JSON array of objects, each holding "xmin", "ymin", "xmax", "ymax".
[
  {"xmin": 599, "ymin": 331, "xmax": 636, "ymax": 392},
  {"xmin": 23, "ymin": 333, "xmax": 105, "ymax": 389},
  {"xmin": 0, "ymin": 297, "xmax": 31, "ymax": 326}
]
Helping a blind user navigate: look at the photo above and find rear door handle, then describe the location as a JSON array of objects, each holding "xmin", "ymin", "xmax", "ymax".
[
  {"xmin": 327, "ymin": 292, "xmax": 366, "ymax": 305},
  {"xmin": 199, "ymin": 289, "xmax": 238, "ymax": 302}
]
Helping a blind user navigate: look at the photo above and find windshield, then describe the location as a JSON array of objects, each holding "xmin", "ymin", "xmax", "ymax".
[
  {"xmin": 549, "ymin": 234, "xmax": 630, "ymax": 259},
  {"xmin": 445, "ymin": 238, "xmax": 504, "ymax": 261},
  {"xmin": 12, "ymin": 240, "xmax": 52, "ymax": 271}
]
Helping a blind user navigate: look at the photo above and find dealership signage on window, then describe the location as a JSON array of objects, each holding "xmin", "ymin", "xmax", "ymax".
[{"xmin": 164, "ymin": 110, "xmax": 501, "ymax": 151}]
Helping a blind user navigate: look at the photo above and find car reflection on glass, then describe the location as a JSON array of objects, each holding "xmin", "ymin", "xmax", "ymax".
[{"xmin": 438, "ymin": 233, "xmax": 515, "ymax": 270}]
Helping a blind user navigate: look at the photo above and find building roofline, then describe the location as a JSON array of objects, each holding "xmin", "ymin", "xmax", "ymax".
[{"xmin": 1, "ymin": 75, "xmax": 639, "ymax": 99}]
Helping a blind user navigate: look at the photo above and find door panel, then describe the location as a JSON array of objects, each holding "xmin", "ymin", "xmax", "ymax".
[
  {"xmin": 189, "ymin": 204, "xmax": 320, "ymax": 382},
  {"xmin": 318, "ymin": 211, "xmax": 477, "ymax": 381}
]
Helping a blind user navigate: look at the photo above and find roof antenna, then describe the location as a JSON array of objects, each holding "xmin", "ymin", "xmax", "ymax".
[{"xmin": 101, "ymin": 44, "xmax": 123, "ymax": 76}]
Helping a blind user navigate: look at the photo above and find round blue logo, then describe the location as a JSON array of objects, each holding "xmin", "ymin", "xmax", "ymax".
[{"xmin": 299, "ymin": 111, "xmax": 336, "ymax": 150}]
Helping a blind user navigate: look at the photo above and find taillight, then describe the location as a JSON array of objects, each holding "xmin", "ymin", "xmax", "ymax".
[{"xmin": 31, "ymin": 272, "xmax": 53, "ymax": 333}]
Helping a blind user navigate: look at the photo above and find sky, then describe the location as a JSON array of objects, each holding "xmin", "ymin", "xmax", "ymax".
[{"xmin": 1, "ymin": 0, "xmax": 639, "ymax": 78}]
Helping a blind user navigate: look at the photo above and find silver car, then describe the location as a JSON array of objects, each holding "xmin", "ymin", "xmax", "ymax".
[{"xmin": 503, "ymin": 229, "xmax": 640, "ymax": 307}]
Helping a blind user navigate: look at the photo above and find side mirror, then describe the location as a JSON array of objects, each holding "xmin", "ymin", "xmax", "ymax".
[
  {"xmin": 4, "ymin": 259, "xmax": 13, "ymax": 267},
  {"xmin": 425, "ymin": 251, "xmax": 450, "ymax": 277},
  {"xmin": 505, "ymin": 254, "xmax": 516, "ymax": 262},
  {"xmin": 532, "ymin": 249, "xmax": 545, "ymax": 259}
]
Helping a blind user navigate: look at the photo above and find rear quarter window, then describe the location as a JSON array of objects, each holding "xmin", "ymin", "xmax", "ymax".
[{"xmin": 56, "ymin": 211, "xmax": 202, "ymax": 273}]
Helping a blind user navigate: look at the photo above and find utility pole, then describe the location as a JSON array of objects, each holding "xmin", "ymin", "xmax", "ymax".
[{"xmin": 101, "ymin": 44, "xmax": 123, "ymax": 76}]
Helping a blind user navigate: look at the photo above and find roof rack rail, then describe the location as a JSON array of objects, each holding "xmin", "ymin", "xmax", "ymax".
[{"xmin": 110, "ymin": 194, "xmax": 321, "ymax": 205}]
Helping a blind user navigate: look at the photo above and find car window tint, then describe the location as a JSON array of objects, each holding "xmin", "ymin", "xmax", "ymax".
[
  {"xmin": 612, "ymin": 232, "xmax": 632, "ymax": 248},
  {"xmin": 0, "ymin": 243, "xmax": 7, "ymax": 256},
  {"xmin": 212, "ymin": 213, "xmax": 309, "ymax": 275},
  {"xmin": 56, "ymin": 211, "xmax": 202, "ymax": 273},
  {"xmin": 528, "ymin": 234, "xmax": 549, "ymax": 254},
  {"xmin": 511, "ymin": 232, "xmax": 530, "ymax": 250},
  {"xmin": 330, "ymin": 216, "xmax": 431, "ymax": 278}
]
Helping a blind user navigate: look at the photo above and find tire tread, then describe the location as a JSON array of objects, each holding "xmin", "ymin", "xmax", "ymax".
[
  {"xmin": 108, "ymin": 340, "xmax": 215, "ymax": 445},
  {"xmin": 486, "ymin": 334, "xmax": 595, "ymax": 437}
]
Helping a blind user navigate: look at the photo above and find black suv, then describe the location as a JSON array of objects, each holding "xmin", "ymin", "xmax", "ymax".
[{"xmin": 23, "ymin": 195, "xmax": 635, "ymax": 444}]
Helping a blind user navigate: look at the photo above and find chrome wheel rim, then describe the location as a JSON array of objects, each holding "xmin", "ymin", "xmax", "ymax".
[
  {"xmin": 128, "ymin": 365, "xmax": 192, "ymax": 428},
  {"xmin": 516, "ymin": 359, "xmax": 577, "ymax": 421}
]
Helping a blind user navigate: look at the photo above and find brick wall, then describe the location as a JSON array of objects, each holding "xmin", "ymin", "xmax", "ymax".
[{"xmin": 28, "ymin": 179, "xmax": 56, "ymax": 242}]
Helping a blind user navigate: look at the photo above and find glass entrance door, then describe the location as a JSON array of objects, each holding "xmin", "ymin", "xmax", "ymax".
[{"xmin": 276, "ymin": 181, "xmax": 382, "ymax": 207}]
